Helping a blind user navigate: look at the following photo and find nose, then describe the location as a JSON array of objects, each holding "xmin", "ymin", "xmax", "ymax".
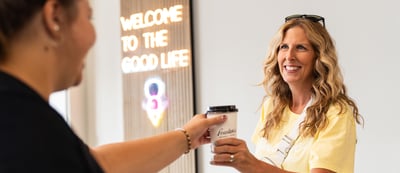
[{"xmin": 285, "ymin": 48, "xmax": 296, "ymax": 61}]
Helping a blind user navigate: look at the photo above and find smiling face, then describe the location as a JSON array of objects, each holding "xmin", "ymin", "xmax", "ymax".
[
  {"xmin": 56, "ymin": 0, "xmax": 95, "ymax": 90},
  {"xmin": 277, "ymin": 26, "xmax": 315, "ymax": 88}
]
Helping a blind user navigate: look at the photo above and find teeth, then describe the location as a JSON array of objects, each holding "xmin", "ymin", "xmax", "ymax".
[{"xmin": 285, "ymin": 66, "xmax": 300, "ymax": 70}]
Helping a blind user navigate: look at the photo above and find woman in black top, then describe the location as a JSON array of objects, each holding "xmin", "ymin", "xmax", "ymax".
[{"xmin": 0, "ymin": 0, "xmax": 226, "ymax": 172}]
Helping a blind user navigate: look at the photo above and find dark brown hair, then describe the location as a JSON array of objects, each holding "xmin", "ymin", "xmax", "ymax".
[{"xmin": 0, "ymin": 0, "xmax": 76, "ymax": 61}]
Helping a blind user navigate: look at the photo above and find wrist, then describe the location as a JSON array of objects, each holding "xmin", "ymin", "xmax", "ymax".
[{"xmin": 175, "ymin": 128, "xmax": 191, "ymax": 154}]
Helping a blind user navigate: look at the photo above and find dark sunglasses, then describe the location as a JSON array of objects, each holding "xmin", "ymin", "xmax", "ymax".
[{"xmin": 285, "ymin": 14, "xmax": 325, "ymax": 27}]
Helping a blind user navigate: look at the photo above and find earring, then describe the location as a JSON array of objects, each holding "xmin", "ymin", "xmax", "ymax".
[{"xmin": 54, "ymin": 25, "xmax": 60, "ymax": 31}]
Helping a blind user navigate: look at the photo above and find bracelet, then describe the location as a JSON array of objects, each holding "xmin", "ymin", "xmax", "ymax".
[{"xmin": 175, "ymin": 128, "xmax": 191, "ymax": 154}]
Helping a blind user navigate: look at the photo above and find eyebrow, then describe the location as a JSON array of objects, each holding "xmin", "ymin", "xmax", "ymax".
[{"xmin": 280, "ymin": 42, "xmax": 312, "ymax": 46}]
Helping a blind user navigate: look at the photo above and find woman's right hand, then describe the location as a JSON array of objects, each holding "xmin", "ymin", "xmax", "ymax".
[
  {"xmin": 183, "ymin": 114, "xmax": 227, "ymax": 149},
  {"xmin": 211, "ymin": 137, "xmax": 263, "ymax": 173}
]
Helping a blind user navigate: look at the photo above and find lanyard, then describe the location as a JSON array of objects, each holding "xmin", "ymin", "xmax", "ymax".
[{"xmin": 264, "ymin": 97, "xmax": 313, "ymax": 167}]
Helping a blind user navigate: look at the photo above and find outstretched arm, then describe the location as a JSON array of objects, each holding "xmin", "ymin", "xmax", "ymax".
[{"xmin": 91, "ymin": 114, "xmax": 226, "ymax": 173}]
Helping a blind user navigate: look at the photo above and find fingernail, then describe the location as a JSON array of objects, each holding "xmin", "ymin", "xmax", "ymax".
[
  {"xmin": 210, "ymin": 157, "xmax": 216, "ymax": 164},
  {"xmin": 221, "ymin": 115, "xmax": 227, "ymax": 120}
]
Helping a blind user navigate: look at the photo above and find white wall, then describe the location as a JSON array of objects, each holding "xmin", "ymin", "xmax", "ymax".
[
  {"xmin": 192, "ymin": 0, "xmax": 400, "ymax": 173},
  {"xmin": 81, "ymin": 0, "xmax": 400, "ymax": 173}
]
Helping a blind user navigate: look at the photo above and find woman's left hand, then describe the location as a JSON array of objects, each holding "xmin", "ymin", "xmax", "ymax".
[{"xmin": 210, "ymin": 137, "xmax": 262, "ymax": 173}]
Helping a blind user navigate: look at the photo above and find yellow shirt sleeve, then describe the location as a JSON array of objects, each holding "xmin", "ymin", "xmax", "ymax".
[{"xmin": 309, "ymin": 104, "xmax": 357, "ymax": 173}]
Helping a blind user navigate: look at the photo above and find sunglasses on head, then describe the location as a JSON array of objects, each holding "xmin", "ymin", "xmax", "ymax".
[{"xmin": 285, "ymin": 14, "xmax": 325, "ymax": 27}]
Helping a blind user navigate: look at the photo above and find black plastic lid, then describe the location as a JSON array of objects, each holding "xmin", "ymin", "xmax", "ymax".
[{"xmin": 207, "ymin": 105, "xmax": 238, "ymax": 113}]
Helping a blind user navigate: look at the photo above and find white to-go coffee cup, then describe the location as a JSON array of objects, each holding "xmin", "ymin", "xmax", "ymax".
[{"xmin": 206, "ymin": 105, "xmax": 238, "ymax": 143}]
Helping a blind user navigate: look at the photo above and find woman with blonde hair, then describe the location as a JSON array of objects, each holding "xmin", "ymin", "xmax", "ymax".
[{"xmin": 211, "ymin": 14, "xmax": 363, "ymax": 173}]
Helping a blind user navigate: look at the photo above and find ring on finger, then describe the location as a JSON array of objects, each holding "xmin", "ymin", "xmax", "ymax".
[{"xmin": 229, "ymin": 154, "xmax": 235, "ymax": 163}]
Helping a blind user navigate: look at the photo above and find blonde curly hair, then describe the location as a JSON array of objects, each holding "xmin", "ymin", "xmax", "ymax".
[{"xmin": 261, "ymin": 18, "xmax": 363, "ymax": 138}]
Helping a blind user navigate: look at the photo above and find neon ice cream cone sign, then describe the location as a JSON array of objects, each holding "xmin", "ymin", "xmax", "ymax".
[{"xmin": 142, "ymin": 78, "xmax": 168, "ymax": 127}]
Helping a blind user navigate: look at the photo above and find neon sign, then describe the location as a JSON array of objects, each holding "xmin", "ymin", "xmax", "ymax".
[
  {"xmin": 120, "ymin": 4, "xmax": 190, "ymax": 74},
  {"xmin": 142, "ymin": 78, "xmax": 168, "ymax": 127},
  {"xmin": 120, "ymin": 0, "xmax": 194, "ymax": 171},
  {"xmin": 121, "ymin": 49, "xmax": 189, "ymax": 73},
  {"xmin": 120, "ymin": 5, "xmax": 183, "ymax": 30}
]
